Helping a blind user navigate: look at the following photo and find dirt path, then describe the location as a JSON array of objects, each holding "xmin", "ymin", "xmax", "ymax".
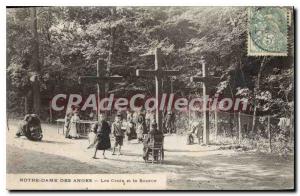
[{"xmin": 6, "ymin": 120, "xmax": 294, "ymax": 190}]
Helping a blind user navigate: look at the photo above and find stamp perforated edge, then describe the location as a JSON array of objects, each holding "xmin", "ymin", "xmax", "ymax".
[{"xmin": 247, "ymin": 7, "xmax": 289, "ymax": 57}]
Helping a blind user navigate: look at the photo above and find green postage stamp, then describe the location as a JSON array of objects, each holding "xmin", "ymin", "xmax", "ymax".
[{"xmin": 248, "ymin": 7, "xmax": 288, "ymax": 56}]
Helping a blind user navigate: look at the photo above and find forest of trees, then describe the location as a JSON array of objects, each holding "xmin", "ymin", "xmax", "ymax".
[{"xmin": 6, "ymin": 7, "xmax": 294, "ymax": 126}]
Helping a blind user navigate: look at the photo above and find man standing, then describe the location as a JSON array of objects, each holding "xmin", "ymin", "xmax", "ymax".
[{"xmin": 112, "ymin": 111, "xmax": 125, "ymax": 155}]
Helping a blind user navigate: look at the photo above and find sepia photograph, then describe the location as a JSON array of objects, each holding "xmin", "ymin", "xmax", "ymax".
[{"xmin": 6, "ymin": 6, "xmax": 295, "ymax": 190}]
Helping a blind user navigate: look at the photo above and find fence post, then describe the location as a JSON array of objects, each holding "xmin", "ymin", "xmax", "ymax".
[
  {"xmin": 188, "ymin": 106, "xmax": 191, "ymax": 132},
  {"xmin": 215, "ymin": 109, "xmax": 218, "ymax": 142},
  {"xmin": 238, "ymin": 112, "xmax": 242, "ymax": 144},
  {"xmin": 49, "ymin": 101, "xmax": 53, "ymax": 123},
  {"xmin": 290, "ymin": 114, "xmax": 294, "ymax": 144},
  {"xmin": 7, "ymin": 118, "xmax": 9, "ymax": 132},
  {"xmin": 268, "ymin": 115, "xmax": 272, "ymax": 153},
  {"xmin": 24, "ymin": 96, "xmax": 28, "ymax": 115}
]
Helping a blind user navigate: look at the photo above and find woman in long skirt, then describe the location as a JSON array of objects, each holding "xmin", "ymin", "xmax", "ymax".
[
  {"xmin": 92, "ymin": 113, "xmax": 111, "ymax": 159},
  {"xmin": 68, "ymin": 112, "xmax": 80, "ymax": 139}
]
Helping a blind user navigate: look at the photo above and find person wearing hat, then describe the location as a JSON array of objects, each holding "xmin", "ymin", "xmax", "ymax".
[{"xmin": 112, "ymin": 111, "xmax": 125, "ymax": 155}]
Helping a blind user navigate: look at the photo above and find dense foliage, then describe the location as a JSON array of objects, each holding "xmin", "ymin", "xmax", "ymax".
[{"xmin": 7, "ymin": 7, "xmax": 294, "ymax": 123}]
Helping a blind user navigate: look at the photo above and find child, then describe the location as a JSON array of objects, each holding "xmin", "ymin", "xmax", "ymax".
[{"xmin": 112, "ymin": 112, "xmax": 125, "ymax": 155}]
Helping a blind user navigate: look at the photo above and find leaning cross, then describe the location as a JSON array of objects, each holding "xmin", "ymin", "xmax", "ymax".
[
  {"xmin": 191, "ymin": 57, "xmax": 219, "ymax": 145},
  {"xmin": 136, "ymin": 47, "xmax": 180, "ymax": 133},
  {"xmin": 79, "ymin": 60, "xmax": 123, "ymax": 120}
]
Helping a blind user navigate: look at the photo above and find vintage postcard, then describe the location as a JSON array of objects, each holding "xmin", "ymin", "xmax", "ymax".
[{"xmin": 6, "ymin": 6, "xmax": 294, "ymax": 190}]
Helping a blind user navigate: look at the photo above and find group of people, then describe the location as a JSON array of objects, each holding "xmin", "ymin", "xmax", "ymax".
[
  {"xmin": 62, "ymin": 107, "xmax": 204, "ymax": 160},
  {"xmin": 15, "ymin": 106, "xmax": 196, "ymax": 161},
  {"xmin": 87, "ymin": 111, "xmax": 164, "ymax": 160},
  {"xmin": 126, "ymin": 110, "xmax": 154, "ymax": 142},
  {"xmin": 126, "ymin": 110, "xmax": 177, "ymax": 140},
  {"xmin": 15, "ymin": 108, "xmax": 201, "ymax": 162},
  {"xmin": 63, "ymin": 106, "xmax": 177, "ymax": 140},
  {"xmin": 163, "ymin": 111, "xmax": 176, "ymax": 134}
]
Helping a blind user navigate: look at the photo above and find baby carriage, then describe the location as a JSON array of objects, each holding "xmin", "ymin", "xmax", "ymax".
[{"xmin": 17, "ymin": 114, "xmax": 43, "ymax": 141}]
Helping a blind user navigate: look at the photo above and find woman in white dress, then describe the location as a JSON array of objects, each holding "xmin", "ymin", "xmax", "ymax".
[{"xmin": 68, "ymin": 112, "xmax": 80, "ymax": 139}]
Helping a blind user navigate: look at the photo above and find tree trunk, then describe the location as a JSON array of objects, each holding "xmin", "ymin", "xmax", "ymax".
[
  {"xmin": 24, "ymin": 96, "xmax": 29, "ymax": 115},
  {"xmin": 267, "ymin": 115, "xmax": 271, "ymax": 152},
  {"xmin": 30, "ymin": 7, "xmax": 41, "ymax": 116},
  {"xmin": 229, "ymin": 113, "xmax": 234, "ymax": 139},
  {"xmin": 104, "ymin": 7, "xmax": 116, "ymax": 116},
  {"xmin": 238, "ymin": 112, "xmax": 242, "ymax": 144},
  {"xmin": 251, "ymin": 57, "xmax": 267, "ymax": 135},
  {"xmin": 24, "ymin": 90, "xmax": 33, "ymax": 115},
  {"xmin": 214, "ymin": 109, "xmax": 218, "ymax": 141}
]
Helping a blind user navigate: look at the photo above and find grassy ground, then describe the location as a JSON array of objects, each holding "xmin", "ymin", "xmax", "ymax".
[{"xmin": 6, "ymin": 120, "xmax": 294, "ymax": 190}]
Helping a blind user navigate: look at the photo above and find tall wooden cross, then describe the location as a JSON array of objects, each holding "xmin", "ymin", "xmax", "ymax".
[
  {"xmin": 79, "ymin": 60, "xmax": 123, "ymax": 120},
  {"xmin": 136, "ymin": 47, "xmax": 180, "ymax": 133},
  {"xmin": 191, "ymin": 57, "xmax": 219, "ymax": 145}
]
